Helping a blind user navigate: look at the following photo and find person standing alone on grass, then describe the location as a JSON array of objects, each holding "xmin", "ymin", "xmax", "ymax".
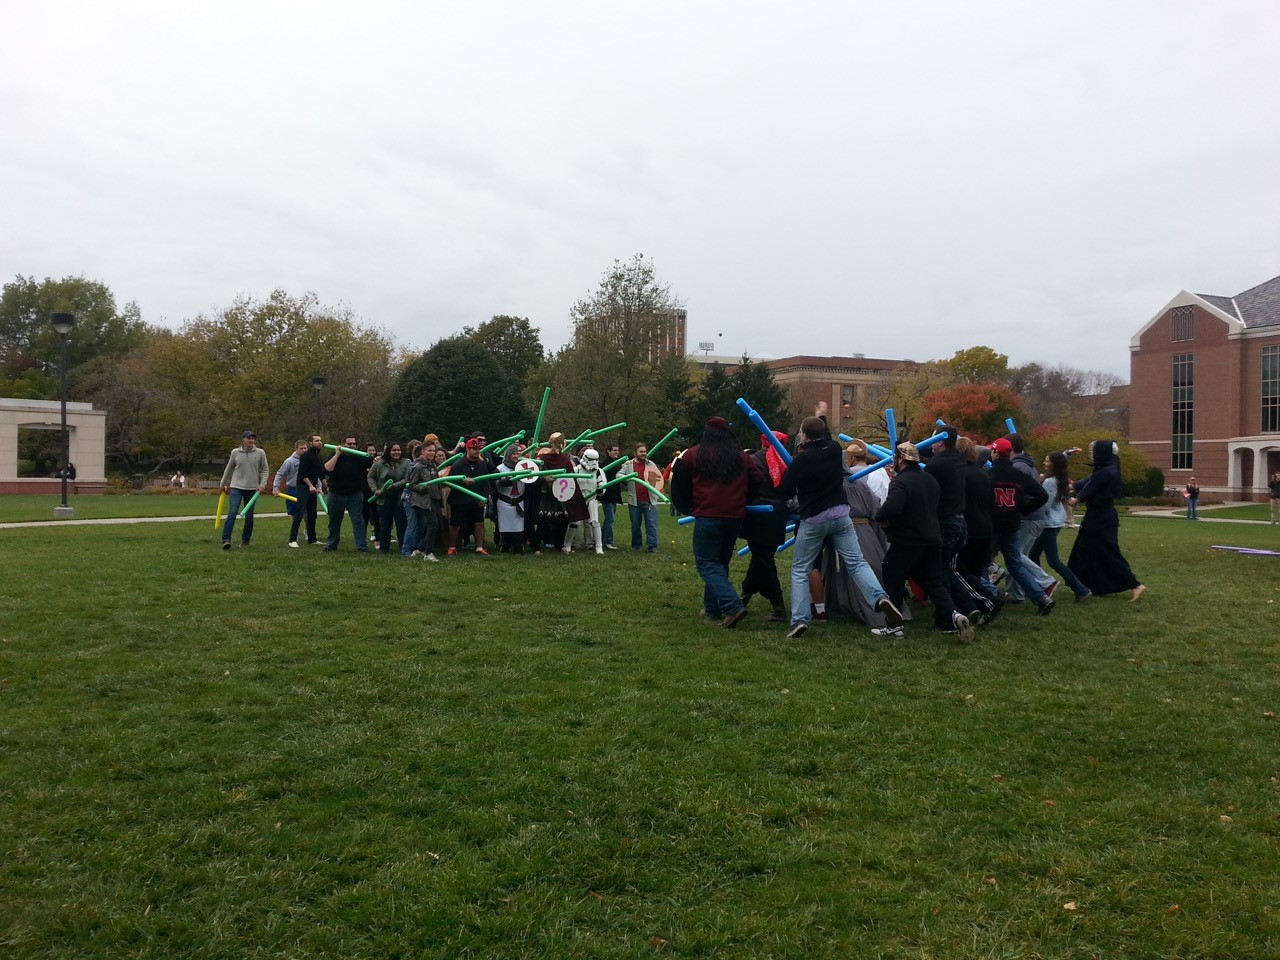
[
  {"xmin": 670, "ymin": 417, "xmax": 765, "ymax": 628},
  {"xmin": 774, "ymin": 416, "xmax": 903, "ymax": 640},
  {"xmin": 1270, "ymin": 472, "xmax": 1280, "ymax": 524},
  {"xmin": 219, "ymin": 430, "xmax": 269, "ymax": 550},
  {"xmin": 1185, "ymin": 477, "xmax": 1200, "ymax": 520}
]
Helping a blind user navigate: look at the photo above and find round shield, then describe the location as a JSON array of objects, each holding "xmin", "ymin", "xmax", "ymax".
[
  {"xmin": 551, "ymin": 477, "xmax": 577, "ymax": 502},
  {"xmin": 516, "ymin": 458, "xmax": 538, "ymax": 474}
]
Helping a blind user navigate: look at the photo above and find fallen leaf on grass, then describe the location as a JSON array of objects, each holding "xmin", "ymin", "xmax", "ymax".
[
  {"xmin": 1264, "ymin": 711, "xmax": 1275, "ymax": 719},
  {"xmin": 650, "ymin": 936, "xmax": 668, "ymax": 948},
  {"xmin": 983, "ymin": 876, "xmax": 998, "ymax": 886},
  {"xmin": 1220, "ymin": 815, "xmax": 1233, "ymax": 823},
  {"xmin": 589, "ymin": 891, "xmax": 604, "ymax": 900},
  {"xmin": 1043, "ymin": 799, "xmax": 1058, "ymax": 807},
  {"xmin": 1169, "ymin": 904, "xmax": 1180, "ymax": 913},
  {"xmin": 1064, "ymin": 902, "xmax": 1078, "ymax": 911}
]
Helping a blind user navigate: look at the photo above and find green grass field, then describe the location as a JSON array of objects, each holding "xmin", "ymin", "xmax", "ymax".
[
  {"xmin": 2, "ymin": 509, "xmax": 1278, "ymax": 958},
  {"xmin": 0, "ymin": 492, "xmax": 224, "ymax": 524}
]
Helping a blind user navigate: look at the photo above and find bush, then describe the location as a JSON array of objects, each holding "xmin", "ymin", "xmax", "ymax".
[{"xmin": 1139, "ymin": 466, "xmax": 1165, "ymax": 498}]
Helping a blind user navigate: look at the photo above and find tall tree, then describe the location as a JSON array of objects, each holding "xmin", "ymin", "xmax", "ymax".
[
  {"xmin": 0, "ymin": 275, "xmax": 145, "ymax": 392},
  {"xmin": 536, "ymin": 254, "xmax": 687, "ymax": 446},
  {"xmin": 911, "ymin": 382, "xmax": 1025, "ymax": 440},
  {"xmin": 382, "ymin": 337, "xmax": 530, "ymax": 444},
  {"xmin": 182, "ymin": 290, "xmax": 397, "ymax": 444},
  {"xmin": 940, "ymin": 345, "xmax": 1010, "ymax": 385},
  {"xmin": 460, "ymin": 315, "xmax": 545, "ymax": 384}
]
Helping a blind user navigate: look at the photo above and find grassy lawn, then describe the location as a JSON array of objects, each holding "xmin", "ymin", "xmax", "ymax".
[
  {"xmin": 0, "ymin": 492, "xmax": 232, "ymax": 524},
  {"xmin": 1197, "ymin": 503, "xmax": 1274, "ymax": 522},
  {"xmin": 2, "ymin": 514, "xmax": 1278, "ymax": 958}
]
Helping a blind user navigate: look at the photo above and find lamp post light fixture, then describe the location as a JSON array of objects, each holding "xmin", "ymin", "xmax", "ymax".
[
  {"xmin": 50, "ymin": 312, "xmax": 76, "ymax": 519},
  {"xmin": 311, "ymin": 375, "xmax": 326, "ymax": 429}
]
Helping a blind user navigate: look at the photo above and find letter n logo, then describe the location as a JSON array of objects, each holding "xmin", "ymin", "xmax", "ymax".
[{"xmin": 995, "ymin": 488, "xmax": 1017, "ymax": 509}]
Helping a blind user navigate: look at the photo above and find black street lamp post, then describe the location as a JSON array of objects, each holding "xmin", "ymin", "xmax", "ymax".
[
  {"xmin": 311, "ymin": 376, "xmax": 326, "ymax": 429},
  {"xmin": 50, "ymin": 312, "xmax": 76, "ymax": 519}
]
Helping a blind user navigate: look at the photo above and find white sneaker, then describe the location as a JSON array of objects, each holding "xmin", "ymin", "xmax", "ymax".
[
  {"xmin": 288, "ymin": 541, "xmax": 299, "ymax": 548},
  {"xmin": 604, "ymin": 544, "xmax": 617, "ymax": 550},
  {"xmin": 870, "ymin": 626, "xmax": 905, "ymax": 638},
  {"xmin": 410, "ymin": 550, "xmax": 424, "ymax": 558},
  {"xmin": 424, "ymin": 553, "xmax": 439, "ymax": 562},
  {"xmin": 950, "ymin": 611, "xmax": 976, "ymax": 644},
  {"xmin": 595, "ymin": 547, "xmax": 604, "ymax": 555}
]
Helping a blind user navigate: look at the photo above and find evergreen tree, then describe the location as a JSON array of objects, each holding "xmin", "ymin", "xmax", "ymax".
[{"xmin": 382, "ymin": 337, "xmax": 530, "ymax": 444}]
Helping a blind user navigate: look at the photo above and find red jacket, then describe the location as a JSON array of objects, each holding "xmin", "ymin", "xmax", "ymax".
[{"xmin": 671, "ymin": 446, "xmax": 764, "ymax": 520}]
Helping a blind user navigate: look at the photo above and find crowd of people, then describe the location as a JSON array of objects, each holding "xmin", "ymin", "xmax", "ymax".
[
  {"xmin": 217, "ymin": 429, "xmax": 668, "ymax": 558},
  {"xmin": 216, "ymin": 411, "xmax": 1149, "ymax": 643},
  {"xmin": 670, "ymin": 407, "xmax": 1146, "ymax": 642}
]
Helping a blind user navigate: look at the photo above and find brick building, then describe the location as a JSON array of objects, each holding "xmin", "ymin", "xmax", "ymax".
[
  {"xmin": 764, "ymin": 355, "xmax": 918, "ymax": 439},
  {"xmin": 1129, "ymin": 273, "xmax": 1280, "ymax": 500}
]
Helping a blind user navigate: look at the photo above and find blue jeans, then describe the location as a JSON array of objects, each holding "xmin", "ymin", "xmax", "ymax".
[
  {"xmin": 326, "ymin": 491, "xmax": 368, "ymax": 550},
  {"xmin": 1029, "ymin": 526, "xmax": 1090, "ymax": 598},
  {"xmin": 221, "ymin": 488, "xmax": 258, "ymax": 544},
  {"xmin": 602, "ymin": 501, "xmax": 617, "ymax": 546},
  {"xmin": 1187, "ymin": 497, "xmax": 1198, "ymax": 519},
  {"xmin": 693, "ymin": 517, "xmax": 743, "ymax": 618},
  {"xmin": 402, "ymin": 502, "xmax": 420, "ymax": 555},
  {"xmin": 630, "ymin": 502, "xmax": 659, "ymax": 550},
  {"xmin": 1004, "ymin": 516, "xmax": 1055, "ymax": 601},
  {"xmin": 790, "ymin": 514, "xmax": 887, "ymax": 626},
  {"xmin": 994, "ymin": 525, "xmax": 1048, "ymax": 604}
]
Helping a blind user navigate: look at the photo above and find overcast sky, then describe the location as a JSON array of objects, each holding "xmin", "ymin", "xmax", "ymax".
[{"xmin": 3, "ymin": 1, "xmax": 1278, "ymax": 379}]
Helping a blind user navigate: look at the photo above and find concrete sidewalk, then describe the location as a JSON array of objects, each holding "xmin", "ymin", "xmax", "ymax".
[
  {"xmin": 1126, "ymin": 502, "xmax": 1273, "ymax": 524},
  {"xmin": 0, "ymin": 512, "xmax": 290, "ymax": 530}
]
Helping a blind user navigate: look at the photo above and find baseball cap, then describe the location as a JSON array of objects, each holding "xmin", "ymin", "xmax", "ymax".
[{"xmin": 990, "ymin": 437, "xmax": 1013, "ymax": 456}]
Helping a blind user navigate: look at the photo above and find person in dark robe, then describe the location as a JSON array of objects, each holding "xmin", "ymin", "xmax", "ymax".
[
  {"xmin": 1067, "ymin": 439, "xmax": 1147, "ymax": 601},
  {"xmin": 535, "ymin": 432, "xmax": 590, "ymax": 554}
]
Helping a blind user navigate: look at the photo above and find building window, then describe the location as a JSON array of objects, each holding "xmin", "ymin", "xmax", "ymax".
[
  {"xmin": 1171, "ymin": 305, "xmax": 1194, "ymax": 342},
  {"xmin": 1264, "ymin": 346, "xmax": 1280, "ymax": 433},
  {"xmin": 1172, "ymin": 353, "xmax": 1193, "ymax": 469}
]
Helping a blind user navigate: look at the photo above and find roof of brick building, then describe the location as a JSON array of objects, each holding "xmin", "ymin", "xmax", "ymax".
[{"xmin": 1196, "ymin": 274, "xmax": 1280, "ymax": 328}]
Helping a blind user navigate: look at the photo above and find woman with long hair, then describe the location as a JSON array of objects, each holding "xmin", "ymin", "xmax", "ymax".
[
  {"xmin": 670, "ymin": 417, "xmax": 761, "ymax": 627},
  {"xmin": 367, "ymin": 441, "xmax": 409, "ymax": 554},
  {"xmin": 1029, "ymin": 451, "xmax": 1091, "ymax": 601},
  {"xmin": 1067, "ymin": 440, "xmax": 1146, "ymax": 601}
]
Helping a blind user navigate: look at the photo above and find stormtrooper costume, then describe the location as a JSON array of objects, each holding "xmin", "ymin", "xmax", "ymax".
[{"xmin": 566, "ymin": 447, "xmax": 606, "ymax": 555}]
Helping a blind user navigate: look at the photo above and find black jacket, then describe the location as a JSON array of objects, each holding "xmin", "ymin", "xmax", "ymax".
[
  {"xmin": 775, "ymin": 436, "xmax": 847, "ymax": 520},
  {"xmin": 988, "ymin": 459, "xmax": 1048, "ymax": 534},
  {"xmin": 875, "ymin": 466, "xmax": 942, "ymax": 546},
  {"xmin": 924, "ymin": 447, "xmax": 967, "ymax": 519}
]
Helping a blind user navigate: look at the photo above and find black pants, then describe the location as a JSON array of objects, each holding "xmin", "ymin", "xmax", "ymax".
[
  {"xmin": 741, "ymin": 541, "xmax": 785, "ymax": 611},
  {"xmin": 882, "ymin": 541, "xmax": 955, "ymax": 629},
  {"xmin": 289, "ymin": 487, "xmax": 319, "ymax": 544}
]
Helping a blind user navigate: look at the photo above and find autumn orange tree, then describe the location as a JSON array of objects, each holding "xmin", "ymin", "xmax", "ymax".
[{"xmin": 910, "ymin": 382, "xmax": 1024, "ymax": 441}]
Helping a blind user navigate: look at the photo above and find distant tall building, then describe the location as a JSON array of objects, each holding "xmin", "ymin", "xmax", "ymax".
[{"xmin": 575, "ymin": 308, "xmax": 687, "ymax": 364}]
